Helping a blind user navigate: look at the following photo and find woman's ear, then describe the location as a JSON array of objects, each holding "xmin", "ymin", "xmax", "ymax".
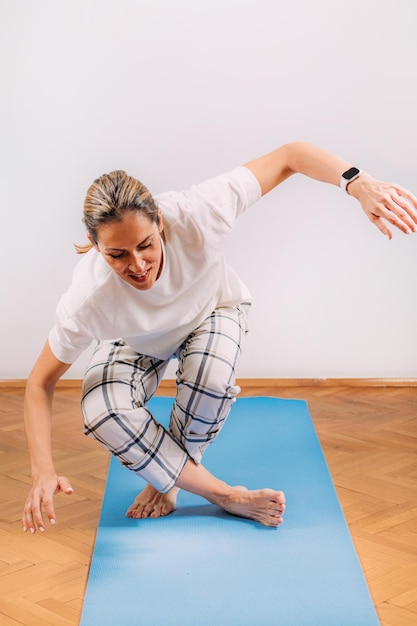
[
  {"xmin": 86, "ymin": 232, "xmax": 99, "ymax": 249},
  {"xmin": 157, "ymin": 209, "xmax": 164, "ymax": 233}
]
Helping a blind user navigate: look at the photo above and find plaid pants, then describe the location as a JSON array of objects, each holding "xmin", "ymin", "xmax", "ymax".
[{"xmin": 81, "ymin": 304, "xmax": 250, "ymax": 493}]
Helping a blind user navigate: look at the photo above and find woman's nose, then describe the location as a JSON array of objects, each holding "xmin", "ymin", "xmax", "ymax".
[{"xmin": 128, "ymin": 254, "xmax": 146, "ymax": 272}]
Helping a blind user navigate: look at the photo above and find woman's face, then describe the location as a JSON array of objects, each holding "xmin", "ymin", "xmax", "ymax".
[{"xmin": 94, "ymin": 210, "xmax": 164, "ymax": 291}]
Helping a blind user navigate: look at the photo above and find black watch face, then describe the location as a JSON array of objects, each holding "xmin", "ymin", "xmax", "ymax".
[{"xmin": 343, "ymin": 167, "xmax": 360, "ymax": 180}]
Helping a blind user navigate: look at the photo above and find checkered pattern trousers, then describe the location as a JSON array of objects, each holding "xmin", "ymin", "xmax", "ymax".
[{"xmin": 81, "ymin": 303, "xmax": 250, "ymax": 493}]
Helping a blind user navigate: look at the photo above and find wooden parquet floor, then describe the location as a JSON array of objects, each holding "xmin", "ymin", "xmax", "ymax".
[{"xmin": 1, "ymin": 383, "xmax": 416, "ymax": 626}]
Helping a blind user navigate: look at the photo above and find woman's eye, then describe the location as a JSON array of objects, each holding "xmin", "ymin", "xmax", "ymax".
[
  {"xmin": 138, "ymin": 241, "xmax": 152, "ymax": 251},
  {"xmin": 107, "ymin": 240, "xmax": 153, "ymax": 259},
  {"xmin": 109, "ymin": 252, "xmax": 125, "ymax": 259}
]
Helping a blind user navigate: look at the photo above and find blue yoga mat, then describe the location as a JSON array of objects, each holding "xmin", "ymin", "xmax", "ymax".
[{"xmin": 80, "ymin": 397, "xmax": 380, "ymax": 626}]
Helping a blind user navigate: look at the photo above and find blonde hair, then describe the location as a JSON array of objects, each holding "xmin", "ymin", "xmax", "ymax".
[{"xmin": 75, "ymin": 170, "xmax": 159, "ymax": 253}]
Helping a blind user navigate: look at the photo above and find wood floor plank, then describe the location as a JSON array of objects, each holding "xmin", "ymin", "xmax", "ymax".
[{"xmin": 378, "ymin": 602, "xmax": 417, "ymax": 626}]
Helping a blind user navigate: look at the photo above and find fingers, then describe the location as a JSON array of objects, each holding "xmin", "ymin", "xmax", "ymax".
[
  {"xmin": 382, "ymin": 188, "xmax": 417, "ymax": 234},
  {"xmin": 22, "ymin": 495, "xmax": 52, "ymax": 534},
  {"xmin": 356, "ymin": 177, "xmax": 417, "ymax": 238},
  {"xmin": 367, "ymin": 194, "xmax": 417, "ymax": 238},
  {"xmin": 370, "ymin": 214, "xmax": 393, "ymax": 240},
  {"xmin": 22, "ymin": 476, "xmax": 73, "ymax": 534},
  {"xmin": 392, "ymin": 184, "xmax": 417, "ymax": 219},
  {"xmin": 56, "ymin": 475, "xmax": 74, "ymax": 496}
]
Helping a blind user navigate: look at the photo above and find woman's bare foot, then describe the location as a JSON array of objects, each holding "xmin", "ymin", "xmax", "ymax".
[
  {"xmin": 126, "ymin": 463, "xmax": 285, "ymax": 527},
  {"xmin": 217, "ymin": 485, "xmax": 286, "ymax": 527},
  {"xmin": 126, "ymin": 484, "xmax": 179, "ymax": 519},
  {"xmin": 175, "ymin": 460, "xmax": 286, "ymax": 528}
]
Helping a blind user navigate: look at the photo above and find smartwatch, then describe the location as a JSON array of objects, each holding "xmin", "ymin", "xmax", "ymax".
[{"xmin": 340, "ymin": 167, "xmax": 363, "ymax": 193}]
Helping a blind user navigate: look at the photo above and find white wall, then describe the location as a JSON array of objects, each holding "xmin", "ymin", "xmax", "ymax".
[{"xmin": 1, "ymin": 0, "xmax": 416, "ymax": 379}]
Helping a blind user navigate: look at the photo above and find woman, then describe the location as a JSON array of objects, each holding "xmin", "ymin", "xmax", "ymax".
[{"xmin": 22, "ymin": 142, "xmax": 417, "ymax": 533}]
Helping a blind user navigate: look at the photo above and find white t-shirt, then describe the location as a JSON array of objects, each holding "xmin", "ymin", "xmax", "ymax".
[{"xmin": 48, "ymin": 165, "xmax": 262, "ymax": 364}]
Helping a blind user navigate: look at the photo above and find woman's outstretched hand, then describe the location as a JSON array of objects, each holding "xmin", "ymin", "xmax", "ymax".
[
  {"xmin": 22, "ymin": 473, "xmax": 73, "ymax": 534},
  {"xmin": 348, "ymin": 174, "xmax": 417, "ymax": 239}
]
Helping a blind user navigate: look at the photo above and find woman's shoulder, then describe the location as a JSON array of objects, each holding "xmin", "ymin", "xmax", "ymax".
[
  {"xmin": 156, "ymin": 166, "xmax": 261, "ymax": 230},
  {"xmin": 60, "ymin": 249, "xmax": 116, "ymax": 313}
]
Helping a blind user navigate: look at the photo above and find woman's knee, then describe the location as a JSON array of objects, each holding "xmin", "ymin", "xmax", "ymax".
[
  {"xmin": 82, "ymin": 378, "xmax": 136, "ymax": 429},
  {"xmin": 179, "ymin": 305, "xmax": 248, "ymax": 384},
  {"xmin": 177, "ymin": 347, "xmax": 241, "ymax": 402}
]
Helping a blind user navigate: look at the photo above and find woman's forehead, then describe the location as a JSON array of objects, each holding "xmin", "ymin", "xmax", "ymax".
[{"xmin": 97, "ymin": 212, "xmax": 157, "ymax": 247}]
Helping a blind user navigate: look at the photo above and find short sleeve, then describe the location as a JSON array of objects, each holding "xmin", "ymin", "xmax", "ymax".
[
  {"xmin": 156, "ymin": 165, "xmax": 262, "ymax": 236},
  {"xmin": 48, "ymin": 297, "xmax": 93, "ymax": 364}
]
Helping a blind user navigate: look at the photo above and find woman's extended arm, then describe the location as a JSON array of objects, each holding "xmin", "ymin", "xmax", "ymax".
[
  {"xmin": 22, "ymin": 341, "xmax": 73, "ymax": 533},
  {"xmin": 244, "ymin": 142, "xmax": 417, "ymax": 239}
]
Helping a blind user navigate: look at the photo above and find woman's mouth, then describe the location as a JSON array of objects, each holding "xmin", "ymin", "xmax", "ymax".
[{"xmin": 129, "ymin": 269, "xmax": 150, "ymax": 283}]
